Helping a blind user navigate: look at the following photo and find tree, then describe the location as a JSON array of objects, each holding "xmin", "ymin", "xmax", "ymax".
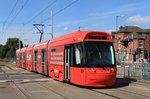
[
  {"xmin": 0, "ymin": 45, "xmax": 5, "ymax": 58},
  {"xmin": 5, "ymin": 38, "xmax": 23, "ymax": 58},
  {"xmin": 0, "ymin": 38, "xmax": 23, "ymax": 59}
]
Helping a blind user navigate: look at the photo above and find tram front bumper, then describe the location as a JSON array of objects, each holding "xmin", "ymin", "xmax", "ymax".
[{"xmin": 86, "ymin": 73, "xmax": 116, "ymax": 87}]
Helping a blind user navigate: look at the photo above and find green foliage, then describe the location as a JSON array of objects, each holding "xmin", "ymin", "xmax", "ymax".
[
  {"xmin": 0, "ymin": 38, "xmax": 23, "ymax": 59},
  {"xmin": 0, "ymin": 45, "xmax": 7, "ymax": 58}
]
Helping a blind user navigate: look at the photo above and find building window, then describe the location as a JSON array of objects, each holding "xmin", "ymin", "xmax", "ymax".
[
  {"xmin": 142, "ymin": 33, "xmax": 146, "ymax": 37},
  {"xmin": 139, "ymin": 51, "xmax": 143, "ymax": 58},
  {"xmin": 118, "ymin": 43, "xmax": 121, "ymax": 50},
  {"xmin": 139, "ymin": 40, "xmax": 143, "ymax": 48}
]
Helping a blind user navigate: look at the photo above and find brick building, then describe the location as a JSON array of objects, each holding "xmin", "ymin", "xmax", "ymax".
[{"xmin": 111, "ymin": 26, "xmax": 150, "ymax": 63}]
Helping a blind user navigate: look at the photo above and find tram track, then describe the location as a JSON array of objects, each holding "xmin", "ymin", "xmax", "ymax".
[
  {"xmin": 37, "ymin": 82, "xmax": 69, "ymax": 99},
  {"xmin": 117, "ymin": 88, "xmax": 150, "ymax": 98},
  {"xmin": 37, "ymin": 81, "xmax": 121, "ymax": 99},
  {"xmin": 1, "ymin": 62, "xmax": 150, "ymax": 99},
  {"xmin": 1, "ymin": 62, "xmax": 68, "ymax": 99},
  {"xmin": 88, "ymin": 88, "xmax": 121, "ymax": 99},
  {"xmin": 0, "ymin": 62, "xmax": 32, "ymax": 99},
  {"xmin": 88, "ymin": 87, "xmax": 150, "ymax": 99}
]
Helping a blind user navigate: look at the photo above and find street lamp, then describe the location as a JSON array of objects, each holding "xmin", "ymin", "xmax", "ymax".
[
  {"xmin": 116, "ymin": 15, "xmax": 124, "ymax": 31},
  {"xmin": 116, "ymin": 15, "xmax": 124, "ymax": 61}
]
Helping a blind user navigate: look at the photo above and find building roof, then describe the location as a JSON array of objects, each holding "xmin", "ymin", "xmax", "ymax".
[
  {"xmin": 118, "ymin": 26, "xmax": 147, "ymax": 33},
  {"xmin": 111, "ymin": 26, "xmax": 149, "ymax": 40},
  {"xmin": 144, "ymin": 29, "xmax": 150, "ymax": 32},
  {"xmin": 115, "ymin": 26, "xmax": 149, "ymax": 40}
]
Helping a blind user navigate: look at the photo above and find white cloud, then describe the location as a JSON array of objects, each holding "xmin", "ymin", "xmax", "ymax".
[
  {"xmin": 57, "ymin": 4, "xmax": 149, "ymax": 29},
  {"xmin": 88, "ymin": 2, "xmax": 150, "ymax": 18},
  {"xmin": 133, "ymin": 25, "xmax": 139, "ymax": 27},
  {"xmin": 63, "ymin": 27, "xmax": 69, "ymax": 30},
  {"xmin": 127, "ymin": 15, "xmax": 150, "ymax": 24},
  {"xmin": 57, "ymin": 21, "xmax": 78, "ymax": 27},
  {"xmin": 88, "ymin": 7, "xmax": 140, "ymax": 18},
  {"xmin": 91, "ymin": 23, "xmax": 100, "ymax": 27}
]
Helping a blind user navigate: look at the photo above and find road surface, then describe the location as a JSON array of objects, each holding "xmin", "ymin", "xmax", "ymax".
[{"xmin": 0, "ymin": 61, "xmax": 150, "ymax": 99}]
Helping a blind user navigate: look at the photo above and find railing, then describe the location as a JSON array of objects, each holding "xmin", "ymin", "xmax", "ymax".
[
  {"xmin": 117, "ymin": 62, "xmax": 150, "ymax": 81},
  {"xmin": 143, "ymin": 63, "xmax": 150, "ymax": 80}
]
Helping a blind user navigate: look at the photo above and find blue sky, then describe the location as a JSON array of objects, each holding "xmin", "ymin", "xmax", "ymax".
[{"xmin": 0, "ymin": 0, "xmax": 150, "ymax": 45}]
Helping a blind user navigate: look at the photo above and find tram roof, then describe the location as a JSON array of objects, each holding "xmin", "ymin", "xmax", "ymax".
[{"xmin": 50, "ymin": 30, "xmax": 112, "ymax": 46}]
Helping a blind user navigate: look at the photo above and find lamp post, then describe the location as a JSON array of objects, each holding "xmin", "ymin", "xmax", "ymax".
[{"xmin": 116, "ymin": 15, "xmax": 124, "ymax": 61}]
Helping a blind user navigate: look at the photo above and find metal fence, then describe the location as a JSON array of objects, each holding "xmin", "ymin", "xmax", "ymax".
[
  {"xmin": 143, "ymin": 63, "xmax": 150, "ymax": 80},
  {"xmin": 117, "ymin": 63, "xmax": 150, "ymax": 81}
]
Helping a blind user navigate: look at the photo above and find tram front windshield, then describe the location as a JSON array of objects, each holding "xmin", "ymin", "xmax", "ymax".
[{"xmin": 84, "ymin": 42, "xmax": 115, "ymax": 67}]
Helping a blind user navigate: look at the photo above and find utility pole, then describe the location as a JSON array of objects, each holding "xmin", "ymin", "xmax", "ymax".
[
  {"xmin": 33, "ymin": 24, "xmax": 44, "ymax": 43},
  {"xmin": 116, "ymin": 16, "xmax": 120, "ymax": 61},
  {"xmin": 50, "ymin": 10, "xmax": 53, "ymax": 39},
  {"xmin": 116, "ymin": 15, "xmax": 124, "ymax": 62},
  {"xmin": 19, "ymin": 37, "xmax": 21, "ymax": 49},
  {"xmin": 148, "ymin": 33, "xmax": 150, "ymax": 62}
]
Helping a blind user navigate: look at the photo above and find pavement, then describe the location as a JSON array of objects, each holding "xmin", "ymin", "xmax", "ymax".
[{"xmin": 130, "ymin": 79, "xmax": 150, "ymax": 88}]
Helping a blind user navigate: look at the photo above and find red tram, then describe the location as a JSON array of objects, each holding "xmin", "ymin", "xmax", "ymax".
[
  {"xmin": 26, "ymin": 45, "xmax": 34, "ymax": 71},
  {"xmin": 16, "ymin": 30, "xmax": 116, "ymax": 87}
]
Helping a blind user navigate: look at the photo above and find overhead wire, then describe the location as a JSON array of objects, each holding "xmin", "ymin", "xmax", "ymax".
[
  {"xmin": 9, "ymin": 0, "xmax": 29, "ymax": 25},
  {"xmin": 1, "ymin": 0, "xmax": 19, "ymax": 35},
  {"xmin": 1, "ymin": 0, "xmax": 79, "ymax": 44},
  {"xmin": 42, "ymin": 0, "xmax": 79, "ymax": 23},
  {"xmin": 15, "ymin": 0, "xmax": 78, "ymax": 36},
  {"xmin": 54, "ymin": 0, "xmax": 79, "ymax": 16},
  {"xmin": 24, "ymin": 0, "xmax": 57, "ymax": 25},
  {"xmin": 14, "ymin": 0, "xmax": 57, "ymax": 43},
  {"xmin": 16, "ymin": 0, "xmax": 57, "ymax": 38},
  {"xmin": 3, "ymin": 0, "xmax": 29, "ymax": 34}
]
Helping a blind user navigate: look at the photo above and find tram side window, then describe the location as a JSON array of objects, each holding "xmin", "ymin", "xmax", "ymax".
[
  {"xmin": 70, "ymin": 43, "xmax": 84, "ymax": 66},
  {"xmin": 70, "ymin": 45, "xmax": 75, "ymax": 66},
  {"xmin": 75, "ymin": 45, "xmax": 81, "ymax": 64},
  {"xmin": 41, "ymin": 49, "xmax": 46, "ymax": 62},
  {"xmin": 23, "ymin": 52, "xmax": 26, "ymax": 61},
  {"xmin": 34, "ymin": 51, "xmax": 38, "ymax": 62},
  {"xmin": 20, "ymin": 53, "xmax": 23, "ymax": 62}
]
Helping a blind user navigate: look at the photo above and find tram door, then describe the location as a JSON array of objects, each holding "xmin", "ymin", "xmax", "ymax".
[
  {"xmin": 64, "ymin": 46, "xmax": 70, "ymax": 81},
  {"xmin": 23, "ymin": 52, "xmax": 26, "ymax": 68},
  {"xmin": 34, "ymin": 51, "xmax": 38, "ymax": 72},
  {"xmin": 20, "ymin": 53, "xmax": 22, "ymax": 68},
  {"xmin": 41, "ymin": 49, "xmax": 46, "ymax": 74}
]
